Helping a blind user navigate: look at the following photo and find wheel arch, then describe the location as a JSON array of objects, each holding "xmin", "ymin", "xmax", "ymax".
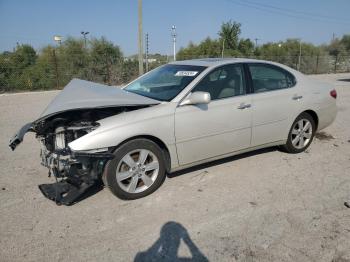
[
  {"xmin": 111, "ymin": 135, "xmax": 171, "ymax": 173},
  {"xmin": 302, "ymin": 110, "xmax": 319, "ymax": 130}
]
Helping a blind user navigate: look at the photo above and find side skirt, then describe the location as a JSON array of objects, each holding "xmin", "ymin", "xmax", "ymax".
[{"xmin": 170, "ymin": 140, "xmax": 286, "ymax": 173}]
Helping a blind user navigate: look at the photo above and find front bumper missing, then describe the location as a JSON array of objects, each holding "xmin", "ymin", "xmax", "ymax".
[
  {"xmin": 38, "ymin": 178, "xmax": 102, "ymax": 206},
  {"xmin": 39, "ymin": 150, "xmax": 114, "ymax": 206}
]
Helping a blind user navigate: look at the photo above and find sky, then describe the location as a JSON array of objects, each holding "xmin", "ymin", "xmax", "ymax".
[{"xmin": 0, "ymin": 0, "xmax": 349, "ymax": 56}]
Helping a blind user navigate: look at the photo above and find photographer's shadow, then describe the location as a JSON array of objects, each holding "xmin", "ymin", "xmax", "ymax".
[{"xmin": 134, "ymin": 221, "xmax": 209, "ymax": 262}]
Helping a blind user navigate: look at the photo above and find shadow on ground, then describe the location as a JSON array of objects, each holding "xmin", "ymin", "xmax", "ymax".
[
  {"xmin": 134, "ymin": 221, "xmax": 209, "ymax": 261},
  {"xmin": 338, "ymin": 78, "xmax": 350, "ymax": 82}
]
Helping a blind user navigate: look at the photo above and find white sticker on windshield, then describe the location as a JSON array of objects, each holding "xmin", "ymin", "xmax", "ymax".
[{"xmin": 175, "ymin": 71, "xmax": 198, "ymax": 77}]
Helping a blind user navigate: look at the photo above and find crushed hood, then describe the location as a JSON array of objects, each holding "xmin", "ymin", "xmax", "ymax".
[
  {"xmin": 9, "ymin": 79, "xmax": 160, "ymax": 151},
  {"xmin": 39, "ymin": 78, "xmax": 160, "ymax": 119}
]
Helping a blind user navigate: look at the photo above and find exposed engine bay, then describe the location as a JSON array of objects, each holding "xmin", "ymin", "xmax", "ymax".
[
  {"xmin": 9, "ymin": 79, "xmax": 160, "ymax": 205},
  {"xmin": 10, "ymin": 106, "xmax": 149, "ymax": 205},
  {"xmin": 37, "ymin": 108, "xmax": 120, "ymax": 205}
]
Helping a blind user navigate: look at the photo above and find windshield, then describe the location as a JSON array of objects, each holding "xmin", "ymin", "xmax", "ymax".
[{"xmin": 124, "ymin": 64, "xmax": 206, "ymax": 101}]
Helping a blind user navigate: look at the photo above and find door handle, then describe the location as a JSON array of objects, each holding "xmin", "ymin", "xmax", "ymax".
[
  {"xmin": 292, "ymin": 95, "xmax": 303, "ymax": 100},
  {"xmin": 237, "ymin": 103, "xmax": 251, "ymax": 109}
]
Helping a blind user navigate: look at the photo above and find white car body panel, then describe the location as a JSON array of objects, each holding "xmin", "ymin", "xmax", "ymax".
[
  {"xmin": 250, "ymin": 86, "xmax": 302, "ymax": 146},
  {"xmin": 68, "ymin": 103, "xmax": 179, "ymax": 169},
  {"xmin": 67, "ymin": 58, "xmax": 337, "ymax": 172},
  {"xmin": 175, "ymin": 95, "xmax": 252, "ymax": 165}
]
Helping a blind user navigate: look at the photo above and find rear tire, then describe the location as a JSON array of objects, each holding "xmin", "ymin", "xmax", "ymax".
[
  {"xmin": 282, "ymin": 112, "xmax": 316, "ymax": 153},
  {"xmin": 103, "ymin": 139, "xmax": 166, "ymax": 200}
]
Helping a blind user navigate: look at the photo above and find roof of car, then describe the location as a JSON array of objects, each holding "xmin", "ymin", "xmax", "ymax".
[
  {"xmin": 170, "ymin": 58, "xmax": 303, "ymax": 77},
  {"xmin": 170, "ymin": 58, "xmax": 271, "ymax": 67}
]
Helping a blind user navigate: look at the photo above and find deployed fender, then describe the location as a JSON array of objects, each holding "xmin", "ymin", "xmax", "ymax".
[{"xmin": 9, "ymin": 122, "xmax": 33, "ymax": 151}]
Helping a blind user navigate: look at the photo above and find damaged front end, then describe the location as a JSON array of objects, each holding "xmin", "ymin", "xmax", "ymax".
[
  {"xmin": 37, "ymin": 117, "xmax": 115, "ymax": 205},
  {"xmin": 11, "ymin": 110, "xmax": 118, "ymax": 205},
  {"xmin": 9, "ymin": 79, "xmax": 160, "ymax": 205}
]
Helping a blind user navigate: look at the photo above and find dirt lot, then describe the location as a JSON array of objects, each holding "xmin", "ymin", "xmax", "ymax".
[{"xmin": 1, "ymin": 73, "xmax": 350, "ymax": 262}]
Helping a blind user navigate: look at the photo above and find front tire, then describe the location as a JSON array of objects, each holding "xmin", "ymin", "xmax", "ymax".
[
  {"xmin": 282, "ymin": 112, "xmax": 316, "ymax": 153},
  {"xmin": 103, "ymin": 139, "xmax": 166, "ymax": 200}
]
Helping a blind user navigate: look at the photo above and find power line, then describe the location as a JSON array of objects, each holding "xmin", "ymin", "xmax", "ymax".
[
  {"xmin": 241, "ymin": 0, "xmax": 350, "ymax": 22},
  {"xmin": 226, "ymin": 0, "xmax": 350, "ymax": 25}
]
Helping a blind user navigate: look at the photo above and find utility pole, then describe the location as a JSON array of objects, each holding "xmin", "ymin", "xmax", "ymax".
[
  {"xmin": 315, "ymin": 53, "xmax": 319, "ymax": 74},
  {"xmin": 52, "ymin": 36, "xmax": 62, "ymax": 89},
  {"xmin": 145, "ymin": 33, "xmax": 149, "ymax": 72},
  {"xmin": 52, "ymin": 49, "xmax": 59, "ymax": 89},
  {"xmin": 171, "ymin": 25, "xmax": 176, "ymax": 61},
  {"xmin": 334, "ymin": 53, "xmax": 339, "ymax": 73},
  {"xmin": 221, "ymin": 38, "xmax": 225, "ymax": 58},
  {"xmin": 254, "ymin": 38, "xmax": 259, "ymax": 48},
  {"xmin": 297, "ymin": 39, "xmax": 302, "ymax": 71},
  {"xmin": 138, "ymin": 0, "xmax": 144, "ymax": 75},
  {"xmin": 81, "ymin": 31, "xmax": 89, "ymax": 48}
]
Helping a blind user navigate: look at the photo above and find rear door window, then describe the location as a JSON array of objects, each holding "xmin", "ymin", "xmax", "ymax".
[{"xmin": 248, "ymin": 64, "xmax": 295, "ymax": 93}]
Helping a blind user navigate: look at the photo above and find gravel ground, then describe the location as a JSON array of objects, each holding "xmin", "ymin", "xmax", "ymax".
[{"xmin": 1, "ymin": 73, "xmax": 350, "ymax": 262}]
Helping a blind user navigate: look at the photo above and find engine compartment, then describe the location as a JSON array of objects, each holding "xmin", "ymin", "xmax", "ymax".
[
  {"xmin": 8, "ymin": 78, "xmax": 162, "ymax": 205},
  {"xmin": 28, "ymin": 106, "xmax": 148, "ymax": 205}
]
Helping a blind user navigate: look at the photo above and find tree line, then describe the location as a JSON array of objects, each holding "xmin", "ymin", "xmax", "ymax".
[
  {"xmin": 0, "ymin": 37, "xmax": 166, "ymax": 92},
  {"xmin": 177, "ymin": 21, "xmax": 350, "ymax": 75},
  {"xmin": 1, "ymin": 21, "xmax": 349, "ymax": 92}
]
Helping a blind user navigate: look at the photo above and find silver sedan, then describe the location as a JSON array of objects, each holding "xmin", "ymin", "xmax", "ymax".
[{"xmin": 9, "ymin": 58, "xmax": 337, "ymax": 204}]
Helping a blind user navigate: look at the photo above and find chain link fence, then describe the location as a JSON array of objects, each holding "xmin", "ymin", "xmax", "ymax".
[{"xmin": 1, "ymin": 53, "xmax": 349, "ymax": 92}]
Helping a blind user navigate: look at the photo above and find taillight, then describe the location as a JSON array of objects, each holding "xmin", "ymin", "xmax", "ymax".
[{"xmin": 330, "ymin": 89, "xmax": 337, "ymax": 99}]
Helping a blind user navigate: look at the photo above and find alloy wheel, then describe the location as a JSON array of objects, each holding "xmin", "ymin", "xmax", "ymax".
[
  {"xmin": 116, "ymin": 149, "xmax": 159, "ymax": 194},
  {"xmin": 291, "ymin": 119, "xmax": 313, "ymax": 149}
]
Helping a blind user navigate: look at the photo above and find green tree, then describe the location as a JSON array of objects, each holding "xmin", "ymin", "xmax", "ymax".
[
  {"xmin": 238, "ymin": 38, "xmax": 254, "ymax": 56},
  {"xmin": 0, "ymin": 44, "xmax": 38, "ymax": 91},
  {"xmin": 340, "ymin": 34, "xmax": 350, "ymax": 51},
  {"xmin": 0, "ymin": 52, "xmax": 14, "ymax": 91},
  {"xmin": 56, "ymin": 37, "xmax": 89, "ymax": 86},
  {"xmin": 12, "ymin": 44, "xmax": 37, "ymax": 70},
  {"xmin": 90, "ymin": 37, "xmax": 123, "ymax": 85},
  {"xmin": 118, "ymin": 59, "xmax": 139, "ymax": 85},
  {"xmin": 198, "ymin": 37, "xmax": 221, "ymax": 57},
  {"xmin": 177, "ymin": 38, "xmax": 221, "ymax": 60},
  {"xmin": 218, "ymin": 20, "xmax": 241, "ymax": 50},
  {"xmin": 177, "ymin": 42, "xmax": 201, "ymax": 60},
  {"xmin": 327, "ymin": 39, "xmax": 347, "ymax": 72},
  {"xmin": 257, "ymin": 39, "xmax": 328, "ymax": 73},
  {"xmin": 26, "ymin": 46, "xmax": 58, "ymax": 90}
]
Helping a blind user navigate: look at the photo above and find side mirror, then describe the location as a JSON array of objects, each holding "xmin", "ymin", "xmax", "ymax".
[{"xmin": 180, "ymin": 92, "xmax": 211, "ymax": 106}]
